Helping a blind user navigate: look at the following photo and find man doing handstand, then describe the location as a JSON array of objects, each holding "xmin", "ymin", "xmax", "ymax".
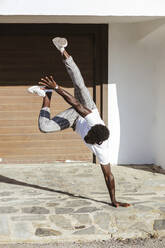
[{"xmin": 28, "ymin": 37, "xmax": 130, "ymax": 208}]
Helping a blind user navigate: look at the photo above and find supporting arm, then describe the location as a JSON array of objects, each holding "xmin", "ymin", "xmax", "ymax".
[{"xmin": 101, "ymin": 164, "xmax": 131, "ymax": 208}]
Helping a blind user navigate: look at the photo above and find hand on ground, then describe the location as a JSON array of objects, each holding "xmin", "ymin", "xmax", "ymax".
[{"xmin": 112, "ymin": 201, "xmax": 131, "ymax": 208}]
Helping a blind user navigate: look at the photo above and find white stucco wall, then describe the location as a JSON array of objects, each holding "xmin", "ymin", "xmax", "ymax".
[
  {"xmin": 154, "ymin": 44, "xmax": 165, "ymax": 168},
  {"xmin": 109, "ymin": 19, "xmax": 165, "ymax": 167},
  {"xmin": 108, "ymin": 23, "xmax": 156, "ymax": 164},
  {"xmin": 136, "ymin": 19, "xmax": 165, "ymax": 168},
  {"xmin": 0, "ymin": 0, "xmax": 165, "ymax": 16},
  {"xmin": 154, "ymin": 58, "xmax": 165, "ymax": 168}
]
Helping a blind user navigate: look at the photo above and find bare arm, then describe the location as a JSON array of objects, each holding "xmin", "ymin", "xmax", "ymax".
[
  {"xmin": 39, "ymin": 76, "xmax": 91, "ymax": 118},
  {"xmin": 101, "ymin": 164, "xmax": 131, "ymax": 208},
  {"xmin": 55, "ymin": 86, "xmax": 91, "ymax": 117}
]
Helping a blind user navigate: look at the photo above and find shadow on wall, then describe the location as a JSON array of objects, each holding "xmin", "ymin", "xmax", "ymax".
[
  {"xmin": 109, "ymin": 81, "xmax": 154, "ymax": 165},
  {"xmin": 108, "ymin": 21, "xmax": 165, "ymax": 166}
]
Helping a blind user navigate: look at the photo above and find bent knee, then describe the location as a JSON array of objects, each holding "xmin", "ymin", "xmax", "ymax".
[
  {"xmin": 38, "ymin": 120, "xmax": 51, "ymax": 133},
  {"xmin": 38, "ymin": 120, "xmax": 60, "ymax": 133}
]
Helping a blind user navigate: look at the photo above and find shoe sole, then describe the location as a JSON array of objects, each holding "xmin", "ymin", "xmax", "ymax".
[
  {"xmin": 28, "ymin": 86, "xmax": 53, "ymax": 97},
  {"xmin": 28, "ymin": 86, "xmax": 45, "ymax": 97},
  {"xmin": 52, "ymin": 37, "xmax": 68, "ymax": 48}
]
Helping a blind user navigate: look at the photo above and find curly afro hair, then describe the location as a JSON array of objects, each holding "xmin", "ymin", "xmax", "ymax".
[{"xmin": 84, "ymin": 124, "xmax": 110, "ymax": 145}]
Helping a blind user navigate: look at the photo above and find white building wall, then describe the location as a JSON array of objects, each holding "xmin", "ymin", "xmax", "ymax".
[
  {"xmin": 154, "ymin": 45, "xmax": 165, "ymax": 169},
  {"xmin": 154, "ymin": 58, "xmax": 165, "ymax": 168},
  {"xmin": 108, "ymin": 23, "xmax": 156, "ymax": 164},
  {"xmin": 135, "ymin": 20, "xmax": 165, "ymax": 169},
  {"xmin": 0, "ymin": 0, "xmax": 165, "ymax": 16},
  {"xmin": 108, "ymin": 20, "xmax": 165, "ymax": 168}
]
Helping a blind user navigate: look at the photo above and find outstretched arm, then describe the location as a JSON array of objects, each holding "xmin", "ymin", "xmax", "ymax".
[
  {"xmin": 101, "ymin": 164, "xmax": 131, "ymax": 208},
  {"xmin": 39, "ymin": 76, "xmax": 91, "ymax": 118}
]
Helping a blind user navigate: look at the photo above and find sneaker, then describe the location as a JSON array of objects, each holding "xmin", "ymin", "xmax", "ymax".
[
  {"xmin": 28, "ymin": 86, "xmax": 53, "ymax": 97},
  {"xmin": 52, "ymin": 37, "xmax": 68, "ymax": 53}
]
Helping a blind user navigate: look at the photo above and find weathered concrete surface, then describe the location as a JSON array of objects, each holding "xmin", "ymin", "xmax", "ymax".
[{"xmin": 0, "ymin": 163, "xmax": 164, "ymax": 243}]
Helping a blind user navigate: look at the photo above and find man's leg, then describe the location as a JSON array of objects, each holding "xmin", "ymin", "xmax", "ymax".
[
  {"xmin": 38, "ymin": 92, "xmax": 79, "ymax": 133},
  {"xmin": 62, "ymin": 50, "xmax": 96, "ymax": 111}
]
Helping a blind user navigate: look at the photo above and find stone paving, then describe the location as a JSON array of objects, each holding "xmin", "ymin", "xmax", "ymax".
[{"xmin": 0, "ymin": 163, "xmax": 164, "ymax": 243}]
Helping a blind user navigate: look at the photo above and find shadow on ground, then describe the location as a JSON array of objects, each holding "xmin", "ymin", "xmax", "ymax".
[
  {"xmin": 118, "ymin": 164, "xmax": 165, "ymax": 175},
  {"xmin": 0, "ymin": 174, "xmax": 110, "ymax": 206}
]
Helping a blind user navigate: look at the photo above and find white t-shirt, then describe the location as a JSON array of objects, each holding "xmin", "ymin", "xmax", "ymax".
[{"xmin": 75, "ymin": 108, "xmax": 110, "ymax": 165}]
